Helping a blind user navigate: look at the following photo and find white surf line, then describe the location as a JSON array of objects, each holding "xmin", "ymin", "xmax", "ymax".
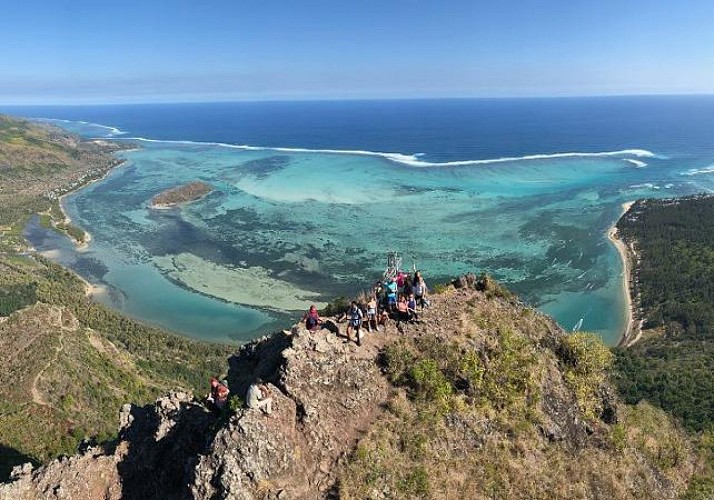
[
  {"xmin": 682, "ymin": 165, "xmax": 714, "ymax": 176},
  {"xmin": 624, "ymin": 159, "xmax": 648, "ymax": 168},
  {"xmin": 118, "ymin": 136, "xmax": 660, "ymax": 169},
  {"xmin": 42, "ymin": 117, "xmax": 662, "ymax": 168},
  {"xmin": 32, "ymin": 117, "xmax": 126, "ymax": 136}
]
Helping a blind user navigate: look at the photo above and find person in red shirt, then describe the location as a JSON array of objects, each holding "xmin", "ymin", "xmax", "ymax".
[
  {"xmin": 207, "ymin": 377, "xmax": 230, "ymax": 412},
  {"xmin": 302, "ymin": 304, "xmax": 323, "ymax": 331}
]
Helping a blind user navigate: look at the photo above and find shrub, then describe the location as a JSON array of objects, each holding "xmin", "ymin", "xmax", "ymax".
[
  {"xmin": 398, "ymin": 466, "xmax": 430, "ymax": 496},
  {"xmin": 409, "ymin": 359, "xmax": 453, "ymax": 406},
  {"xmin": 478, "ymin": 273, "xmax": 515, "ymax": 301},
  {"xmin": 558, "ymin": 332, "xmax": 613, "ymax": 419},
  {"xmin": 320, "ymin": 296, "xmax": 349, "ymax": 316}
]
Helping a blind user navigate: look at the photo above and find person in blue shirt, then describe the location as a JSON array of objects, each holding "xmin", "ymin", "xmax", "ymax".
[{"xmin": 385, "ymin": 278, "xmax": 398, "ymax": 313}]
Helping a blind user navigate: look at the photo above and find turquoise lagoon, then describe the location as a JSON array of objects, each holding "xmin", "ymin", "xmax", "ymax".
[{"xmin": 18, "ymin": 100, "xmax": 714, "ymax": 345}]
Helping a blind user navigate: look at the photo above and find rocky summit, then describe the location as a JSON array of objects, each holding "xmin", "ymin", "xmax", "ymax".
[{"xmin": 0, "ymin": 275, "xmax": 696, "ymax": 499}]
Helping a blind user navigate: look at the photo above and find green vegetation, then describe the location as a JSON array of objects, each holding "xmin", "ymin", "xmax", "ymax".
[
  {"xmin": 0, "ymin": 115, "xmax": 233, "ymax": 479},
  {"xmin": 617, "ymin": 195, "xmax": 714, "ymax": 336},
  {"xmin": 0, "ymin": 115, "xmax": 123, "ymax": 251},
  {"xmin": 320, "ymin": 296, "xmax": 349, "ymax": 316},
  {"xmin": 0, "ymin": 251, "xmax": 232, "ymax": 480},
  {"xmin": 558, "ymin": 332, "xmax": 614, "ymax": 420},
  {"xmin": 340, "ymin": 288, "xmax": 693, "ymax": 498},
  {"xmin": 613, "ymin": 196, "xmax": 714, "ymax": 432},
  {"xmin": 612, "ymin": 195, "xmax": 714, "ymax": 495},
  {"xmin": 151, "ymin": 180, "xmax": 213, "ymax": 207}
]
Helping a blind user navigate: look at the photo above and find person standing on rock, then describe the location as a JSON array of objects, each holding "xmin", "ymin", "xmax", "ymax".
[
  {"xmin": 247, "ymin": 379, "xmax": 273, "ymax": 415},
  {"xmin": 345, "ymin": 300, "xmax": 364, "ymax": 346},
  {"xmin": 407, "ymin": 293, "xmax": 419, "ymax": 323},
  {"xmin": 385, "ymin": 277, "xmax": 398, "ymax": 312},
  {"xmin": 302, "ymin": 304, "xmax": 323, "ymax": 331},
  {"xmin": 413, "ymin": 271, "xmax": 429, "ymax": 309},
  {"xmin": 366, "ymin": 295, "xmax": 379, "ymax": 332}
]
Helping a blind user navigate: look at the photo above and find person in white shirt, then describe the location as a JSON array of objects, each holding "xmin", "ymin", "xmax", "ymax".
[{"xmin": 246, "ymin": 379, "xmax": 273, "ymax": 415}]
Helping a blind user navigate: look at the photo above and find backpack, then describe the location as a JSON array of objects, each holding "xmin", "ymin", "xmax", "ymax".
[{"xmin": 349, "ymin": 307, "xmax": 362, "ymax": 324}]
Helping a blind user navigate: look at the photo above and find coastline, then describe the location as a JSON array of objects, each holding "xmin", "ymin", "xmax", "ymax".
[
  {"xmin": 43, "ymin": 149, "xmax": 131, "ymax": 296},
  {"xmin": 607, "ymin": 201, "xmax": 641, "ymax": 347},
  {"xmin": 55, "ymin": 157, "xmax": 129, "ymax": 249}
]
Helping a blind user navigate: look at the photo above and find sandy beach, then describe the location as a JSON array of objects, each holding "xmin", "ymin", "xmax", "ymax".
[{"xmin": 607, "ymin": 201, "xmax": 641, "ymax": 347}]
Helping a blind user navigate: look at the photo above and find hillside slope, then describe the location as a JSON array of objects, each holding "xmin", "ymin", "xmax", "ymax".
[
  {"xmin": 0, "ymin": 115, "xmax": 126, "ymax": 248},
  {"xmin": 0, "ymin": 115, "xmax": 234, "ymax": 478},
  {"xmin": 1, "ymin": 276, "xmax": 696, "ymax": 499}
]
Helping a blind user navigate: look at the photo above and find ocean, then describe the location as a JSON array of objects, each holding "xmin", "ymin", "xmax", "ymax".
[{"xmin": 5, "ymin": 96, "xmax": 714, "ymax": 344}]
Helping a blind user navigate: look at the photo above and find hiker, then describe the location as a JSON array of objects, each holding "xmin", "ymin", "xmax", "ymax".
[
  {"xmin": 377, "ymin": 308, "xmax": 390, "ymax": 328},
  {"xmin": 366, "ymin": 295, "xmax": 379, "ymax": 332},
  {"xmin": 396, "ymin": 270, "xmax": 407, "ymax": 292},
  {"xmin": 302, "ymin": 304, "xmax": 323, "ymax": 331},
  {"xmin": 385, "ymin": 278, "xmax": 398, "ymax": 312},
  {"xmin": 407, "ymin": 293, "xmax": 419, "ymax": 322},
  {"xmin": 345, "ymin": 300, "xmax": 364, "ymax": 346},
  {"xmin": 373, "ymin": 281, "xmax": 386, "ymax": 311},
  {"xmin": 246, "ymin": 379, "xmax": 273, "ymax": 415},
  {"xmin": 206, "ymin": 377, "xmax": 230, "ymax": 412},
  {"xmin": 403, "ymin": 275, "xmax": 414, "ymax": 298},
  {"xmin": 395, "ymin": 294, "xmax": 410, "ymax": 325},
  {"xmin": 413, "ymin": 271, "xmax": 430, "ymax": 309}
]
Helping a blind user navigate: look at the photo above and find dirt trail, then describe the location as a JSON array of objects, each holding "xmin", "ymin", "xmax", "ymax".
[{"xmin": 31, "ymin": 329, "xmax": 65, "ymax": 407}]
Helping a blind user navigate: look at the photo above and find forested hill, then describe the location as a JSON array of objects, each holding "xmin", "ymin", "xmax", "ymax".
[
  {"xmin": 613, "ymin": 195, "xmax": 714, "ymax": 496},
  {"xmin": 616, "ymin": 195, "xmax": 714, "ymax": 337}
]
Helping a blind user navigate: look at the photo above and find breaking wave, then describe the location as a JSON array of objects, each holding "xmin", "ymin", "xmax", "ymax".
[
  {"xmin": 624, "ymin": 159, "xmax": 648, "ymax": 168},
  {"xmin": 117, "ymin": 136, "xmax": 657, "ymax": 169},
  {"xmin": 34, "ymin": 118, "xmax": 126, "ymax": 136},
  {"xmin": 682, "ymin": 165, "xmax": 714, "ymax": 176}
]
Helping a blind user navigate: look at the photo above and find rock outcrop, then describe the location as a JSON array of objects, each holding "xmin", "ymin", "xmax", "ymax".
[{"xmin": 0, "ymin": 278, "xmax": 697, "ymax": 499}]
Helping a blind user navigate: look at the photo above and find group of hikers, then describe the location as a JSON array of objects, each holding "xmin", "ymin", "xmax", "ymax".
[
  {"xmin": 302, "ymin": 269, "xmax": 430, "ymax": 346},
  {"xmin": 205, "ymin": 266, "xmax": 430, "ymax": 416}
]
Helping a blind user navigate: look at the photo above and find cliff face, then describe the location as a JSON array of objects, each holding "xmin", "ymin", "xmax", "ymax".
[{"xmin": 0, "ymin": 276, "xmax": 696, "ymax": 499}]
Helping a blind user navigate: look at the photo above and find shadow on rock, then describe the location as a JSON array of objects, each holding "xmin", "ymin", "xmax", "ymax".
[
  {"xmin": 115, "ymin": 392, "xmax": 218, "ymax": 500},
  {"xmin": 0, "ymin": 444, "xmax": 38, "ymax": 482}
]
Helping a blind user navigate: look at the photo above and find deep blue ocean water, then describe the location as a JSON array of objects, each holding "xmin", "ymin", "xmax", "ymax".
[{"xmin": 5, "ymin": 97, "xmax": 714, "ymax": 343}]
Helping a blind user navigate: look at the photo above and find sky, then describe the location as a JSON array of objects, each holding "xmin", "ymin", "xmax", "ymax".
[{"xmin": 2, "ymin": 0, "xmax": 714, "ymax": 104}]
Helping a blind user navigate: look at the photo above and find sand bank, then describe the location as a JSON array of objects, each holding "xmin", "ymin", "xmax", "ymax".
[
  {"xmin": 153, "ymin": 252, "xmax": 326, "ymax": 311},
  {"xmin": 607, "ymin": 201, "xmax": 641, "ymax": 347}
]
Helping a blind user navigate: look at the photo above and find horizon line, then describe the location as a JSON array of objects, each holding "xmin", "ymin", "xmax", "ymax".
[{"xmin": 2, "ymin": 91, "xmax": 714, "ymax": 107}]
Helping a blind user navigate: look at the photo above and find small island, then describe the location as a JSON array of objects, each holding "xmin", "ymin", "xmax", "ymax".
[{"xmin": 150, "ymin": 181, "xmax": 213, "ymax": 209}]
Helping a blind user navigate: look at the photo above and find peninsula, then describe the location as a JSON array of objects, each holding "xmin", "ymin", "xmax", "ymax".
[
  {"xmin": 1, "ymin": 275, "xmax": 698, "ymax": 499},
  {"xmin": 150, "ymin": 181, "xmax": 212, "ymax": 209}
]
